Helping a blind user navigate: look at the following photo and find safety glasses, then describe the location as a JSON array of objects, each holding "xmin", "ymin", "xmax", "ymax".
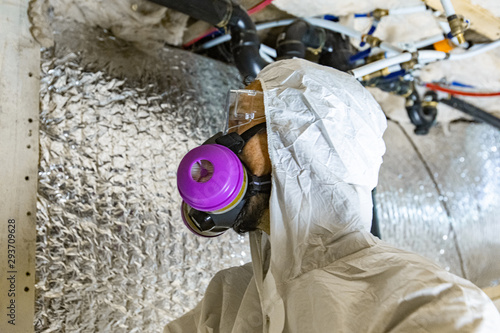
[{"xmin": 224, "ymin": 89, "xmax": 265, "ymax": 133}]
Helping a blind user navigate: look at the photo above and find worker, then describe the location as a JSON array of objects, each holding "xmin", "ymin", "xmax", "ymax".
[{"xmin": 169, "ymin": 59, "xmax": 500, "ymax": 332}]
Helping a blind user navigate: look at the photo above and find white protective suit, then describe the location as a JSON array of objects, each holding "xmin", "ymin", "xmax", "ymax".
[{"xmin": 165, "ymin": 59, "xmax": 500, "ymax": 332}]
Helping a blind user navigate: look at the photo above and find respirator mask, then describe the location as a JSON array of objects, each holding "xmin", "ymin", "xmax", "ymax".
[{"xmin": 176, "ymin": 90, "xmax": 271, "ymax": 237}]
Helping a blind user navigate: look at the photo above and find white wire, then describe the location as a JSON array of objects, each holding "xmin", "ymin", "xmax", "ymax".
[
  {"xmin": 256, "ymin": 19, "xmax": 295, "ymax": 31},
  {"xmin": 398, "ymin": 34, "xmax": 445, "ymax": 52},
  {"xmin": 417, "ymin": 50, "xmax": 447, "ymax": 63},
  {"xmin": 387, "ymin": 64, "xmax": 402, "ymax": 73},
  {"xmin": 259, "ymin": 45, "xmax": 275, "ymax": 63},
  {"xmin": 259, "ymin": 51, "xmax": 274, "ymax": 63},
  {"xmin": 197, "ymin": 11, "xmax": 500, "ymax": 79},
  {"xmin": 350, "ymin": 53, "xmax": 412, "ymax": 79},
  {"xmin": 448, "ymin": 40, "xmax": 500, "ymax": 60},
  {"xmin": 350, "ymin": 51, "xmax": 446, "ymax": 78},
  {"xmin": 379, "ymin": 42, "xmax": 404, "ymax": 54},
  {"xmin": 413, "ymin": 34, "xmax": 446, "ymax": 49},
  {"xmin": 200, "ymin": 35, "xmax": 231, "ymax": 50},
  {"xmin": 200, "ymin": 19, "xmax": 295, "ymax": 50},
  {"xmin": 351, "ymin": 39, "xmax": 500, "ymax": 79},
  {"xmin": 440, "ymin": 0, "xmax": 456, "ymax": 17},
  {"xmin": 304, "ymin": 18, "xmax": 362, "ymax": 40},
  {"xmin": 438, "ymin": 20, "xmax": 451, "ymax": 34},
  {"xmin": 306, "ymin": 18, "xmax": 403, "ymax": 54},
  {"xmin": 260, "ymin": 44, "xmax": 277, "ymax": 58},
  {"xmin": 389, "ymin": 4, "xmax": 427, "ymax": 16},
  {"xmin": 201, "ymin": 17, "xmax": 403, "ymax": 54}
]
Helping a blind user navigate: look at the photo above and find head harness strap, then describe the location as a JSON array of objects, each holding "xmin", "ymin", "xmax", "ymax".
[
  {"xmin": 215, "ymin": 122, "xmax": 267, "ymax": 154},
  {"xmin": 247, "ymin": 174, "xmax": 272, "ymax": 196},
  {"xmin": 240, "ymin": 122, "xmax": 267, "ymax": 142}
]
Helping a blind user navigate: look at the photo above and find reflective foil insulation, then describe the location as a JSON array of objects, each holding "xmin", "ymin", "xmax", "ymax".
[
  {"xmin": 35, "ymin": 23, "xmax": 250, "ymax": 331},
  {"xmin": 34, "ymin": 8, "xmax": 499, "ymax": 333}
]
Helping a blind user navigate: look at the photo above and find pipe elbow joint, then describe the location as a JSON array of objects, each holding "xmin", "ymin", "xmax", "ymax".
[
  {"xmin": 227, "ymin": 5, "xmax": 268, "ymax": 82},
  {"xmin": 406, "ymin": 90, "xmax": 438, "ymax": 135}
]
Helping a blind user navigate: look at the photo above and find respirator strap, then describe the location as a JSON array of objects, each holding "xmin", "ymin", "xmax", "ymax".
[
  {"xmin": 215, "ymin": 122, "xmax": 267, "ymax": 154},
  {"xmin": 247, "ymin": 174, "xmax": 272, "ymax": 196},
  {"xmin": 240, "ymin": 122, "xmax": 267, "ymax": 143}
]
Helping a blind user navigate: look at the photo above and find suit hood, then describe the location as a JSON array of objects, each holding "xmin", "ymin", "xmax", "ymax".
[{"xmin": 256, "ymin": 59, "xmax": 387, "ymax": 282}]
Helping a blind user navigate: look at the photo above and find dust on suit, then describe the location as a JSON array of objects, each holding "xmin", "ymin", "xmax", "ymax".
[{"xmin": 165, "ymin": 59, "xmax": 500, "ymax": 332}]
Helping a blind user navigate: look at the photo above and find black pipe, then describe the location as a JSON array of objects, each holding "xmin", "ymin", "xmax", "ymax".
[
  {"xmin": 275, "ymin": 20, "xmax": 354, "ymax": 72},
  {"xmin": 149, "ymin": 0, "xmax": 267, "ymax": 83},
  {"xmin": 229, "ymin": 5, "xmax": 268, "ymax": 83},
  {"xmin": 421, "ymin": 91, "xmax": 438, "ymax": 129},
  {"xmin": 439, "ymin": 96, "xmax": 500, "ymax": 130},
  {"xmin": 319, "ymin": 31, "xmax": 354, "ymax": 72},
  {"xmin": 276, "ymin": 20, "xmax": 309, "ymax": 60},
  {"xmin": 405, "ymin": 85, "xmax": 437, "ymax": 135},
  {"xmin": 276, "ymin": 20, "xmax": 325, "ymax": 61},
  {"xmin": 363, "ymin": 76, "xmax": 412, "ymax": 96}
]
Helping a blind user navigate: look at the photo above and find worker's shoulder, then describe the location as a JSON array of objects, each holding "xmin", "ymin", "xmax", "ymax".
[
  {"xmin": 288, "ymin": 238, "xmax": 472, "ymax": 293},
  {"xmin": 210, "ymin": 262, "xmax": 253, "ymax": 283},
  {"xmin": 283, "ymin": 242, "xmax": 500, "ymax": 330}
]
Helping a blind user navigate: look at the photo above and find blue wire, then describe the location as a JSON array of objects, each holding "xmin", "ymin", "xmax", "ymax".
[
  {"xmin": 323, "ymin": 14, "xmax": 339, "ymax": 22},
  {"xmin": 450, "ymin": 81, "xmax": 475, "ymax": 88},
  {"xmin": 360, "ymin": 24, "xmax": 377, "ymax": 47},
  {"xmin": 381, "ymin": 70, "xmax": 406, "ymax": 80},
  {"xmin": 355, "ymin": 13, "xmax": 370, "ymax": 18},
  {"xmin": 202, "ymin": 29, "xmax": 224, "ymax": 42},
  {"xmin": 367, "ymin": 24, "xmax": 377, "ymax": 35},
  {"xmin": 349, "ymin": 48, "xmax": 372, "ymax": 64}
]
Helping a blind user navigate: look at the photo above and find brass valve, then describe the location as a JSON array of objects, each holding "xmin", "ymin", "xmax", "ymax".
[
  {"xmin": 371, "ymin": 8, "xmax": 389, "ymax": 21},
  {"xmin": 400, "ymin": 52, "xmax": 419, "ymax": 71},
  {"xmin": 401, "ymin": 59, "xmax": 418, "ymax": 71},
  {"xmin": 447, "ymin": 15, "xmax": 467, "ymax": 44},
  {"xmin": 361, "ymin": 34, "xmax": 382, "ymax": 47}
]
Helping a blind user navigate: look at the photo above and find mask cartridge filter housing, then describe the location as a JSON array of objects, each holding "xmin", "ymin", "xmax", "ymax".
[{"xmin": 177, "ymin": 144, "xmax": 248, "ymax": 237}]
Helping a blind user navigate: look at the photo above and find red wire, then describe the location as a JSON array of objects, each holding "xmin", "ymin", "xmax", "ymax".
[
  {"xmin": 248, "ymin": 0, "xmax": 274, "ymax": 15},
  {"xmin": 183, "ymin": 28, "xmax": 218, "ymax": 48},
  {"xmin": 182, "ymin": 0, "xmax": 274, "ymax": 48},
  {"xmin": 425, "ymin": 83, "xmax": 500, "ymax": 97}
]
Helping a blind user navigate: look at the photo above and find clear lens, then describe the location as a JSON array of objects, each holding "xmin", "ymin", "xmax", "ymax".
[{"xmin": 224, "ymin": 89, "xmax": 265, "ymax": 133}]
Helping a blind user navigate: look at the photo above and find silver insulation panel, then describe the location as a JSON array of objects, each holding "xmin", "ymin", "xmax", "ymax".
[
  {"xmin": 35, "ymin": 23, "xmax": 500, "ymax": 333},
  {"xmin": 378, "ymin": 121, "xmax": 500, "ymax": 287},
  {"xmin": 393, "ymin": 122, "xmax": 500, "ymax": 288},
  {"xmin": 36, "ymin": 26, "xmax": 248, "ymax": 332}
]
